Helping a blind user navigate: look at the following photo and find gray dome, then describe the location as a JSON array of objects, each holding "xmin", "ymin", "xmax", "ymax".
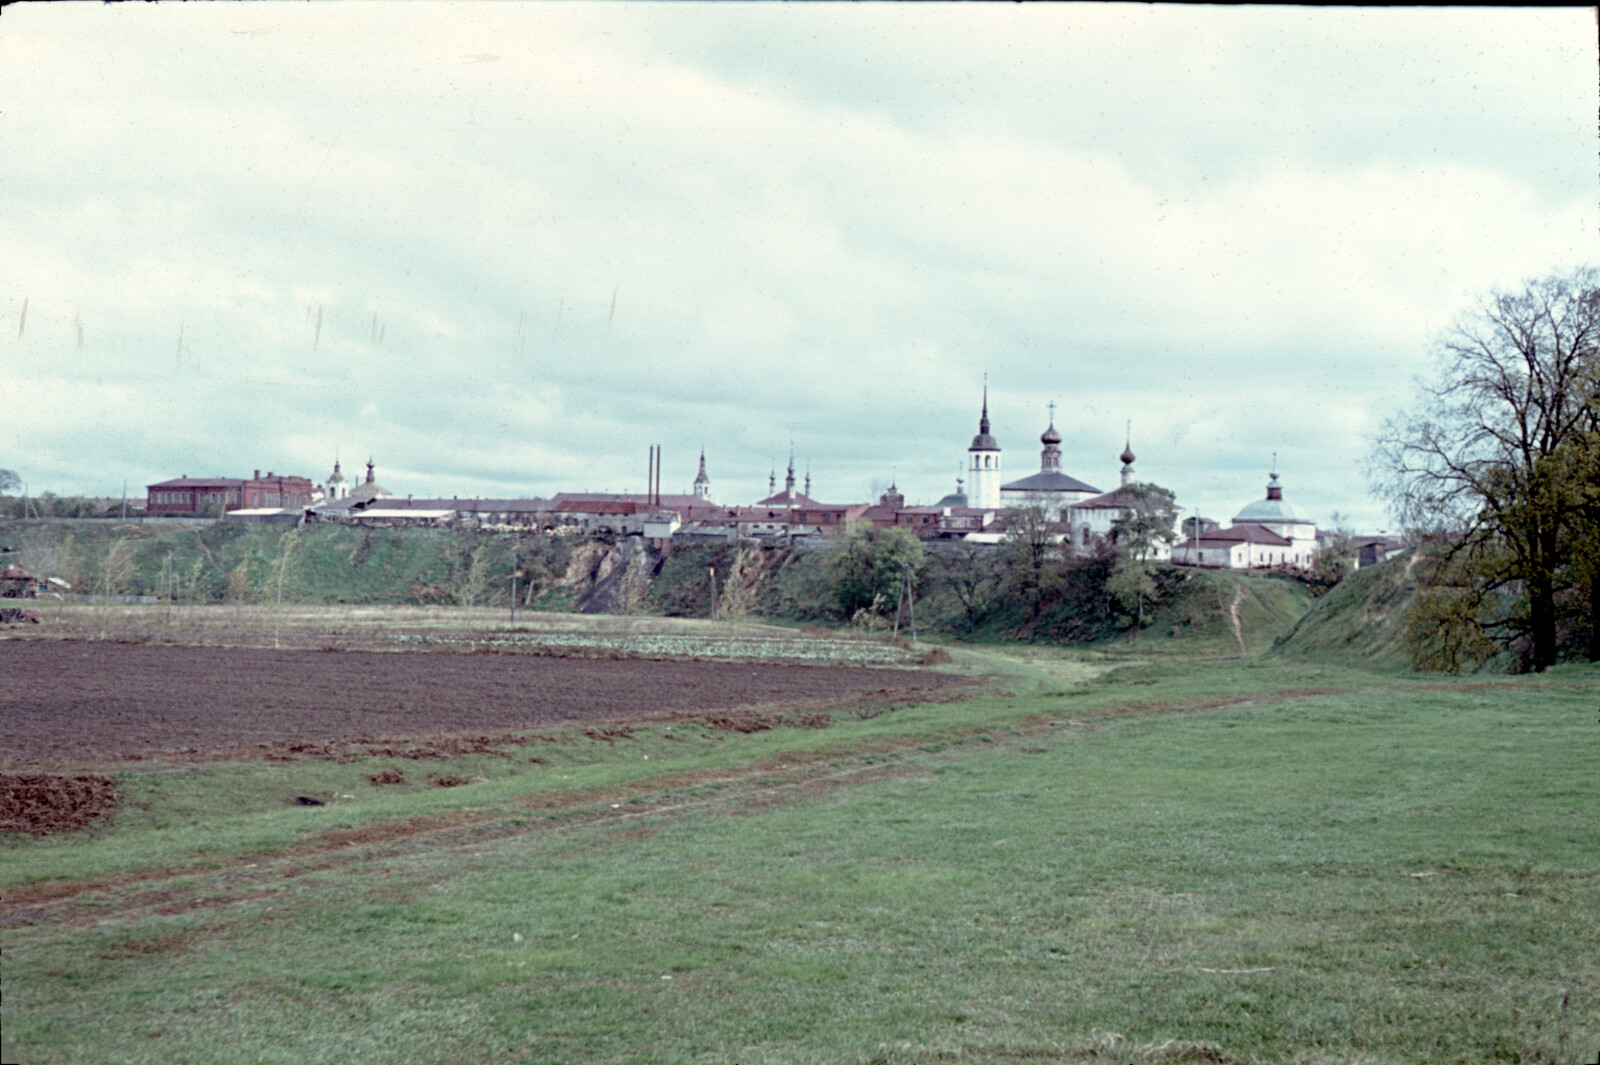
[
  {"xmin": 1235, "ymin": 470, "xmax": 1312, "ymax": 525},
  {"xmin": 1233, "ymin": 497, "xmax": 1312, "ymax": 524}
]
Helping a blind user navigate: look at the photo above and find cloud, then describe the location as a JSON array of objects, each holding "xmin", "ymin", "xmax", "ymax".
[{"xmin": 1, "ymin": 3, "xmax": 1594, "ymax": 532}]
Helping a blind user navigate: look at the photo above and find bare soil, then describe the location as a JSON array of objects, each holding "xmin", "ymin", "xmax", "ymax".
[
  {"xmin": 0, "ymin": 641, "xmax": 968, "ymax": 773},
  {"xmin": 0, "ymin": 774, "xmax": 120, "ymax": 836}
]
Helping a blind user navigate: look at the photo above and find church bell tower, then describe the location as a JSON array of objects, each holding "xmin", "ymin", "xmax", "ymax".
[{"xmin": 966, "ymin": 379, "xmax": 1002, "ymax": 510}]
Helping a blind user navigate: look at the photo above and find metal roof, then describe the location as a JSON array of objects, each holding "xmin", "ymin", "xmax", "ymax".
[{"xmin": 1000, "ymin": 470, "xmax": 1100, "ymax": 494}]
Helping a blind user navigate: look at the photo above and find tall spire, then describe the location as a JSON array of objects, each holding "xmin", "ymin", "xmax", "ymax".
[
  {"xmin": 692, "ymin": 448, "xmax": 710, "ymax": 500},
  {"xmin": 769, "ymin": 462, "xmax": 776, "ymax": 495},
  {"xmin": 979, "ymin": 373, "xmax": 990, "ymax": 436},
  {"xmin": 804, "ymin": 462, "xmax": 811, "ymax": 498},
  {"xmin": 785, "ymin": 444, "xmax": 796, "ymax": 496},
  {"xmin": 1120, "ymin": 420, "xmax": 1136, "ymax": 485}
]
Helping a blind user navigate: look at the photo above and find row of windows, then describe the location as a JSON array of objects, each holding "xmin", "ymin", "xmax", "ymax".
[
  {"xmin": 150, "ymin": 490, "xmax": 313, "ymax": 507},
  {"xmin": 152, "ymin": 490, "xmax": 241, "ymax": 505}
]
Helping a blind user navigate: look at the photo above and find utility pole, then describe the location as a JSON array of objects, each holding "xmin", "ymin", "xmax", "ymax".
[
  {"xmin": 509, "ymin": 542, "xmax": 517, "ymax": 624},
  {"xmin": 891, "ymin": 569, "xmax": 919, "ymax": 646},
  {"xmin": 708, "ymin": 565, "xmax": 717, "ymax": 621},
  {"xmin": 906, "ymin": 569, "xmax": 917, "ymax": 647}
]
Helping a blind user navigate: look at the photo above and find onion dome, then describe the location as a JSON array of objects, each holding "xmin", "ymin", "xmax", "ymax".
[
  {"xmin": 1120, "ymin": 442, "xmax": 1136, "ymax": 466},
  {"xmin": 1041, "ymin": 422, "xmax": 1062, "ymax": 446}
]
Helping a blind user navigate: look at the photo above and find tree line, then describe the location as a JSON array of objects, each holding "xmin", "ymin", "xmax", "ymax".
[{"xmin": 823, "ymin": 485, "xmax": 1184, "ymax": 638}]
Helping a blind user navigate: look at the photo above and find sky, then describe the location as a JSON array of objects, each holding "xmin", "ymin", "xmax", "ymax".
[{"xmin": 2, "ymin": 3, "xmax": 1595, "ymax": 531}]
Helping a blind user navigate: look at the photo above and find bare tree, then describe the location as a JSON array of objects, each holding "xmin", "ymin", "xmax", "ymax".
[
  {"xmin": 933, "ymin": 541, "xmax": 999, "ymax": 635},
  {"xmin": 717, "ymin": 547, "xmax": 758, "ymax": 622},
  {"xmin": 996, "ymin": 504, "xmax": 1057, "ymax": 616},
  {"xmin": 1371, "ymin": 267, "xmax": 1600, "ymax": 670}
]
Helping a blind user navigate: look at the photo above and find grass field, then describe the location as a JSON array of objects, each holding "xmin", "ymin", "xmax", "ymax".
[{"xmin": 3, "ymin": 612, "xmax": 1598, "ymax": 1064}]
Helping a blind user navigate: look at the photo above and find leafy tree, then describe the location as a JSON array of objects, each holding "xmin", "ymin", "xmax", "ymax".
[
  {"xmin": 1372, "ymin": 267, "xmax": 1600, "ymax": 670},
  {"xmin": 1402, "ymin": 550, "xmax": 1500, "ymax": 673},
  {"xmin": 1108, "ymin": 483, "xmax": 1180, "ymax": 564},
  {"xmin": 1311, "ymin": 511, "xmax": 1357, "ymax": 591},
  {"xmin": 1105, "ymin": 561, "xmax": 1157, "ymax": 628},
  {"xmin": 1551, "ymin": 429, "xmax": 1600, "ymax": 659},
  {"xmin": 0, "ymin": 468, "xmax": 19, "ymax": 493},
  {"xmin": 1106, "ymin": 483, "xmax": 1180, "ymax": 627},
  {"xmin": 827, "ymin": 524, "xmax": 925, "ymax": 619}
]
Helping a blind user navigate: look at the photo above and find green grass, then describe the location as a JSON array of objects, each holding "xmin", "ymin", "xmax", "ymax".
[
  {"xmin": 1272, "ymin": 552, "xmax": 1418, "ymax": 671},
  {"xmin": 4, "ymin": 654, "xmax": 1598, "ymax": 1064}
]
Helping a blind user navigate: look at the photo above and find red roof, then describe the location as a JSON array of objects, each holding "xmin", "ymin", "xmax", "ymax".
[
  {"xmin": 1184, "ymin": 525, "xmax": 1291, "ymax": 547},
  {"xmin": 551, "ymin": 500, "xmax": 638, "ymax": 515}
]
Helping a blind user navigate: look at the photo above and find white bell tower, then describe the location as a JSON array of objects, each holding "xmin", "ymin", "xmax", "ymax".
[{"xmin": 966, "ymin": 378, "xmax": 1002, "ymax": 510}]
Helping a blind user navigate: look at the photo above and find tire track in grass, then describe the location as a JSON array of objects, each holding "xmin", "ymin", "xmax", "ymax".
[{"xmin": 1, "ymin": 674, "xmax": 1553, "ymax": 928}]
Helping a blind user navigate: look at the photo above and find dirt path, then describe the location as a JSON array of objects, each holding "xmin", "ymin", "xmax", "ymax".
[{"xmin": 1228, "ymin": 584, "xmax": 1248, "ymax": 654}]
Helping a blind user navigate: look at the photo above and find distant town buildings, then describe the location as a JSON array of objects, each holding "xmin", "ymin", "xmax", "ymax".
[{"xmin": 122, "ymin": 385, "xmax": 1358, "ymax": 572}]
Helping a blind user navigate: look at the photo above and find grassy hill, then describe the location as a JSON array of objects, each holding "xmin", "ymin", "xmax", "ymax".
[
  {"xmin": 1269, "ymin": 548, "xmax": 1417, "ymax": 670},
  {"xmin": 955, "ymin": 563, "xmax": 1312, "ymax": 658},
  {"xmin": 1121, "ymin": 567, "xmax": 1314, "ymax": 657}
]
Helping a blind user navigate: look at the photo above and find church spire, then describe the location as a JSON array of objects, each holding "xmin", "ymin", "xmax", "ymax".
[
  {"xmin": 692, "ymin": 449, "xmax": 711, "ymax": 500},
  {"xmin": 785, "ymin": 444, "xmax": 796, "ymax": 496},
  {"xmin": 1120, "ymin": 421, "xmax": 1136, "ymax": 486}
]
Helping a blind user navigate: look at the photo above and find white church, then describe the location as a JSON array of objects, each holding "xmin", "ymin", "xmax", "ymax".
[
  {"xmin": 1169, "ymin": 468, "xmax": 1319, "ymax": 571},
  {"xmin": 961, "ymin": 386, "xmax": 1175, "ymax": 560}
]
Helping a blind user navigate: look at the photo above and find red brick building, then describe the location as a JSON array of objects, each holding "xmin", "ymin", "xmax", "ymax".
[{"xmin": 146, "ymin": 470, "xmax": 314, "ymax": 516}]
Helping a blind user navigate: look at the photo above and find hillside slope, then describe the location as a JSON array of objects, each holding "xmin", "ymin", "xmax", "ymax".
[
  {"xmin": 1118, "ymin": 568, "xmax": 1313, "ymax": 657},
  {"xmin": 1269, "ymin": 549, "xmax": 1416, "ymax": 671}
]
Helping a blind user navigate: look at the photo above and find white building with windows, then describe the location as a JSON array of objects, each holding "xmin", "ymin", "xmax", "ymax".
[
  {"xmin": 1171, "ymin": 469, "xmax": 1319, "ymax": 570},
  {"xmin": 966, "ymin": 386, "xmax": 1003, "ymax": 510}
]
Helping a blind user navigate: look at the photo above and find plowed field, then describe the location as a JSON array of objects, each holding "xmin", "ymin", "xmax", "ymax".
[{"xmin": 0, "ymin": 641, "xmax": 968, "ymax": 771}]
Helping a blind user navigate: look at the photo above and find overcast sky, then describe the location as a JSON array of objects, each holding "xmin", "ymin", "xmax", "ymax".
[{"xmin": 3, "ymin": 4, "xmax": 1595, "ymax": 529}]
